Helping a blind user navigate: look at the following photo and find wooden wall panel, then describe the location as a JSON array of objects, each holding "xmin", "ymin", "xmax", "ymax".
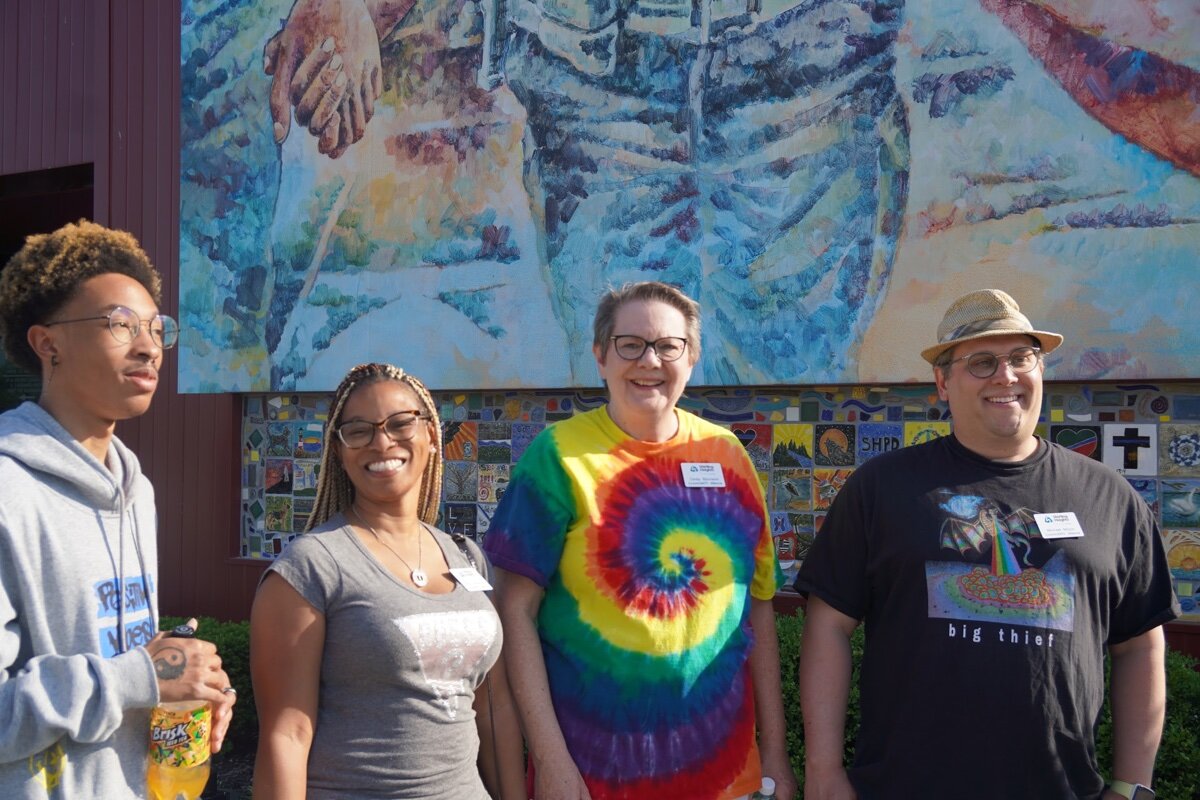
[
  {"xmin": 105, "ymin": 1, "xmax": 265, "ymax": 621},
  {"xmin": 0, "ymin": 0, "xmax": 99, "ymax": 174},
  {"xmin": 0, "ymin": 3, "xmax": 15, "ymax": 169},
  {"xmin": 2, "ymin": 0, "xmax": 262, "ymax": 619}
]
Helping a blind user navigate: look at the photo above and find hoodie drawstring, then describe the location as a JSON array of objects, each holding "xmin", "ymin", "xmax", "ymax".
[{"xmin": 128, "ymin": 494, "xmax": 156, "ymax": 636}]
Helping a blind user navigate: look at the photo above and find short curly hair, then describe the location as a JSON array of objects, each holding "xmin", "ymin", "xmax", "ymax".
[{"xmin": 0, "ymin": 219, "xmax": 162, "ymax": 375}]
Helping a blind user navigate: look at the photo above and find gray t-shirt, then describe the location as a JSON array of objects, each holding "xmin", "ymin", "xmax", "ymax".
[{"xmin": 268, "ymin": 515, "xmax": 501, "ymax": 799}]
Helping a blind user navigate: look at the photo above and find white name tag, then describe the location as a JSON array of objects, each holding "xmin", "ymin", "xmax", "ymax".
[
  {"xmin": 449, "ymin": 567, "xmax": 493, "ymax": 591},
  {"xmin": 681, "ymin": 462, "xmax": 726, "ymax": 488},
  {"xmin": 1034, "ymin": 512, "xmax": 1085, "ymax": 539}
]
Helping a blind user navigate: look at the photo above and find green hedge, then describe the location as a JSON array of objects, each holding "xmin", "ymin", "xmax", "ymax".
[
  {"xmin": 165, "ymin": 614, "xmax": 1200, "ymax": 798},
  {"xmin": 777, "ymin": 612, "xmax": 1200, "ymax": 799}
]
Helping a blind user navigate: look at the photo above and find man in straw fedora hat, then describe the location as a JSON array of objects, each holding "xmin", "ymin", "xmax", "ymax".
[{"xmin": 794, "ymin": 289, "xmax": 1178, "ymax": 799}]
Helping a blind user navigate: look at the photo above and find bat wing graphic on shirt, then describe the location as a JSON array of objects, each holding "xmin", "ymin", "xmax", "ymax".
[{"xmin": 939, "ymin": 502, "xmax": 1039, "ymax": 559}]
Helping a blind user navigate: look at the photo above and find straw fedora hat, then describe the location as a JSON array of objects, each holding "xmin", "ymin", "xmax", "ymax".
[{"xmin": 920, "ymin": 289, "xmax": 1064, "ymax": 365}]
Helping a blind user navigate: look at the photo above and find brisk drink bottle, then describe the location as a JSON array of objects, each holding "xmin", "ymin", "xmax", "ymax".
[
  {"xmin": 147, "ymin": 623, "xmax": 211, "ymax": 800},
  {"xmin": 147, "ymin": 701, "xmax": 211, "ymax": 800}
]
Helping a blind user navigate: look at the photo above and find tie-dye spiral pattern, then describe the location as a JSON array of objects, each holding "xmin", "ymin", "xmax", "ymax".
[{"xmin": 485, "ymin": 407, "xmax": 780, "ymax": 800}]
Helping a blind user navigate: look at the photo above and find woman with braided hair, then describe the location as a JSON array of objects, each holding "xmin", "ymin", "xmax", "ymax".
[{"xmin": 250, "ymin": 363, "xmax": 524, "ymax": 799}]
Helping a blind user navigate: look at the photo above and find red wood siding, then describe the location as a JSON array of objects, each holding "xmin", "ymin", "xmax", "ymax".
[
  {"xmin": 2, "ymin": 0, "xmax": 264, "ymax": 620},
  {"xmin": 0, "ymin": 0, "xmax": 102, "ymax": 176},
  {"xmin": 107, "ymin": 2, "xmax": 266, "ymax": 621}
]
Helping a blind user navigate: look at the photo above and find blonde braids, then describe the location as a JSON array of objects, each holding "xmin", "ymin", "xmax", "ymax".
[
  {"xmin": 307, "ymin": 365, "xmax": 372, "ymax": 530},
  {"xmin": 306, "ymin": 363, "xmax": 444, "ymax": 531}
]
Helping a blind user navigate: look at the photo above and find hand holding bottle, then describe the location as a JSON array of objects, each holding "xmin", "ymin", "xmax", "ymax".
[
  {"xmin": 147, "ymin": 620, "xmax": 237, "ymax": 800},
  {"xmin": 145, "ymin": 618, "xmax": 236, "ymax": 752}
]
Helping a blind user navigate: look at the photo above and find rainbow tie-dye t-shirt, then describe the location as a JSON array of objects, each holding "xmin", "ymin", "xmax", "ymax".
[{"xmin": 484, "ymin": 406, "xmax": 781, "ymax": 800}]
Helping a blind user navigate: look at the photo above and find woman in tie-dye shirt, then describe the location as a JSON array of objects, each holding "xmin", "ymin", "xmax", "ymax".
[{"xmin": 485, "ymin": 282, "xmax": 795, "ymax": 800}]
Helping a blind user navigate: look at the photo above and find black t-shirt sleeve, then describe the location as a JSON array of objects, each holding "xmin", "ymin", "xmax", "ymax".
[
  {"xmin": 794, "ymin": 467, "xmax": 871, "ymax": 621},
  {"xmin": 1109, "ymin": 496, "xmax": 1180, "ymax": 644}
]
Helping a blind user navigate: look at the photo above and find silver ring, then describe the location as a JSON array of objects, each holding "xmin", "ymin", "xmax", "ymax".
[{"xmin": 222, "ymin": 686, "xmax": 237, "ymax": 695}]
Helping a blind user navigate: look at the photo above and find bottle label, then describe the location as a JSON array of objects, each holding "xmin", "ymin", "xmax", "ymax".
[{"xmin": 149, "ymin": 705, "xmax": 211, "ymax": 767}]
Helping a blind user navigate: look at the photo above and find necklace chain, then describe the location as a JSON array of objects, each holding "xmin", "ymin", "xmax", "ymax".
[{"xmin": 351, "ymin": 506, "xmax": 428, "ymax": 588}]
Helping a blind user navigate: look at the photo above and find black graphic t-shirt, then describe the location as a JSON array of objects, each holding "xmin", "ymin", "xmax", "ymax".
[{"xmin": 796, "ymin": 435, "xmax": 1179, "ymax": 800}]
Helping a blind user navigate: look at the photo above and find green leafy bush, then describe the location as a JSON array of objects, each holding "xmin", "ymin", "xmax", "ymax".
[
  {"xmin": 163, "ymin": 613, "xmax": 1199, "ymax": 798},
  {"xmin": 780, "ymin": 610, "xmax": 1200, "ymax": 799},
  {"xmin": 161, "ymin": 616, "xmax": 256, "ymax": 754}
]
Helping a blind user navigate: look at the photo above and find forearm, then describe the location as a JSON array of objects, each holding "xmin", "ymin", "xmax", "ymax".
[
  {"xmin": 1109, "ymin": 628, "xmax": 1167, "ymax": 786},
  {"xmin": 990, "ymin": 0, "xmax": 1190, "ymax": 59},
  {"xmin": 501, "ymin": 609, "xmax": 571, "ymax": 768},
  {"xmin": 977, "ymin": 0, "xmax": 1200, "ymax": 176},
  {"xmin": 798, "ymin": 606, "xmax": 854, "ymax": 776},
  {"xmin": 749, "ymin": 599, "xmax": 788, "ymax": 757},
  {"xmin": 253, "ymin": 729, "xmax": 313, "ymax": 800},
  {"xmin": 476, "ymin": 656, "xmax": 528, "ymax": 800},
  {"xmin": 750, "ymin": 599, "xmax": 799, "ymax": 799},
  {"xmin": 0, "ymin": 648, "xmax": 157, "ymax": 761}
]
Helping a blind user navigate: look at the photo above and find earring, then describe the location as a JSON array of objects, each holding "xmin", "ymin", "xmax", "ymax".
[{"xmin": 50, "ymin": 354, "xmax": 60, "ymax": 367}]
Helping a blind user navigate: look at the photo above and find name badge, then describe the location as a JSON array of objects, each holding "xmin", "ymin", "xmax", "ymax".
[
  {"xmin": 449, "ymin": 567, "xmax": 493, "ymax": 591},
  {"xmin": 1034, "ymin": 512, "xmax": 1085, "ymax": 539},
  {"xmin": 681, "ymin": 462, "xmax": 726, "ymax": 488}
]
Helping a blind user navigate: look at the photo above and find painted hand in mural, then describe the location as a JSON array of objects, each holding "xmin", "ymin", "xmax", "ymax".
[
  {"xmin": 264, "ymin": 0, "xmax": 395, "ymax": 158},
  {"xmin": 266, "ymin": 35, "xmax": 348, "ymax": 146}
]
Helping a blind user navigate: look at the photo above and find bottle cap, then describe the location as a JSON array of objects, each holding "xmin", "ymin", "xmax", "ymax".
[{"xmin": 761, "ymin": 777, "xmax": 776, "ymax": 795}]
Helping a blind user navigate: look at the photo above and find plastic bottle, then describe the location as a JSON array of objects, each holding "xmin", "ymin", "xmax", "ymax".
[
  {"xmin": 752, "ymin": 776, "xmax": 777, "ymax": 799},
  {"xmin": 147, "ymin": 625, "xmax": 211, "ymax": 800}
]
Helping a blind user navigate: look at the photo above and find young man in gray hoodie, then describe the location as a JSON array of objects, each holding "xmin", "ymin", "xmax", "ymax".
[{"xmin": 0, "ymin": 221, "xmax": 236, "ymax": 798}]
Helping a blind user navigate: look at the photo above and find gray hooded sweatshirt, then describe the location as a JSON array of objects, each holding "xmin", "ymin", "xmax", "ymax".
[{"xmin": 0, "ymin": 402, "xmax": 160, "ymax": 799}]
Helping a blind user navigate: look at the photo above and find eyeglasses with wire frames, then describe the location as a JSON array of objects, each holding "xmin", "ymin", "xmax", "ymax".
[
  {"xmin": 943, "ymin": 346, "xmax": 1043, "ymax": 379},
  {"xmin": 43, "ymin": 306, "xmax": 180, "ymax": 349},
  {"xmin": 609, "ymin": 335, "xmax": 689, "ymax": 362},
  {"xmin": 335, "ymin": 410, "xmax": 432, "ymax": 448}
]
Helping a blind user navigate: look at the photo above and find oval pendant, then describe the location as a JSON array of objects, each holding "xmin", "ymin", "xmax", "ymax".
[{"xmin": 411, "ymin": 568, "xmax": 429, "ymax": 588}]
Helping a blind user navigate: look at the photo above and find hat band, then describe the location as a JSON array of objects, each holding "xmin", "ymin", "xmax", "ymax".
[{"xmin": 942, "ymin": 317, "xmax": 1029, "ymax": 343}]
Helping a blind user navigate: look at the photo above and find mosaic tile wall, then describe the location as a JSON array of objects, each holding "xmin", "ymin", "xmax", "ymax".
[{"xmin": 242, "ymin": 383, "xmax": 1200, "ymax": 618}]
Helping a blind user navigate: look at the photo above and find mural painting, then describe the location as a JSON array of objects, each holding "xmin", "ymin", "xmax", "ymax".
[{"xmin": 180, "ymin": 0, "xmax": 1200, "ymax": 391}]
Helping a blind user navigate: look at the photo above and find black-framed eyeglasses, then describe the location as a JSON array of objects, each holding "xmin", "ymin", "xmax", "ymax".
[
  {"xmin": 44, "ymin": 306, "xmax": 180, "ymax": 349},
  {"xmin": 946, "ymin": 346, "xmax": 1042, "ymax": 379},
  {"xmin": 335, "ymin": 410, "xmax": 431, "ymax": 448},
  {"xmin": 610, "ymin": 335, "xmax": 689, "ymax": 362}
]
